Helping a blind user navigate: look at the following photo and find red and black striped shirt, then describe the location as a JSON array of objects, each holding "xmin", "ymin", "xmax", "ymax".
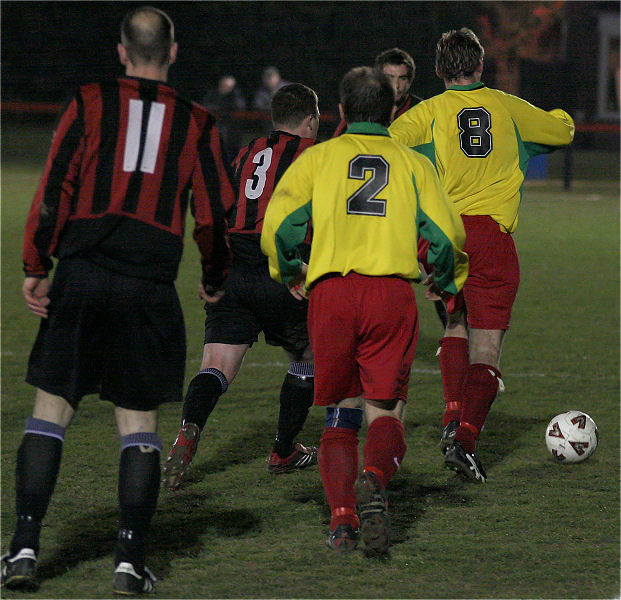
[
  {"xmin": 228, "ymin": 131, "xmax": 316, "ymax": 263},
  {"xmin": 332, "ymin": 92, "xmax": 423, "ymax": 137},
  {"xmin": 23, "ymin": 76, "xmax": 234, "ymax": 284}
]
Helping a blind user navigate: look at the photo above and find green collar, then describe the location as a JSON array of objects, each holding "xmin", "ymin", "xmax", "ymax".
[
  {"xmin": 447, "ymin": 81, "xmax": 485, "ymax": 91},
  {"xmin": 345, "ymin": 122, "xmax": 390, "ymax": 136}
]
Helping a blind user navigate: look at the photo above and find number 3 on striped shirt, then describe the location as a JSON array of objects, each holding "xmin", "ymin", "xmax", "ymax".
[
  {"xmin": 123, "ymin": 99, "xmax": 166, "ymax": 174},
  {"xmin": 245, "ymin": 147, "xmax": 273, "ymax": 200}
]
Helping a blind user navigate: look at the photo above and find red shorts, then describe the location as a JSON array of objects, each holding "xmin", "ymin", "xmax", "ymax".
[
  {"xmin": 460, "ymin": 215, "xmax": 520, "ymax": 330},
  {"xmin": 308, "ymin": 272, "xmax": 418, "ymax": 406}
]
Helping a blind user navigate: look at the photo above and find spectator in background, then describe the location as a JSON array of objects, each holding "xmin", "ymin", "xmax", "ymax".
[
  {"xmin": 253, "ymin": 66, "xmax": 289, "ymax": 112},
  {"xmin": 203, "ymin": 74, "xmax": 247, "ymax": 160}
]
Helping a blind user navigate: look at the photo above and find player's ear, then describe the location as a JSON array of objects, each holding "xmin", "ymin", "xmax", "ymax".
[
  {"xmin": 117, "ymin": 43, "xmax": 128, "ymax": 66},
  {"xmin": 168, "ymin": 41, "xmax": 178, "ymax": 66}
]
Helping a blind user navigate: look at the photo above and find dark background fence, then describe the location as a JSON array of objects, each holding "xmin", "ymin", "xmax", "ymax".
[
  {"xmin": 2, "ymin": 2, "xmax": 619, "ymax": 116},
  {"xmin": 2, "ymin": 1, "xmax": 619, "ymax": 182}
]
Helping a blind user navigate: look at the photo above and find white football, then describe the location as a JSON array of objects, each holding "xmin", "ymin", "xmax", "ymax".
[{"xmin": 545, "ymin": 410, "xmax": 598, "ymax": 463}]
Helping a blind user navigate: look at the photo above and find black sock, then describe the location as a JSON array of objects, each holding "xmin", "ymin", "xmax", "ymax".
[
  {"xmin": 11, "ymin": 516, "xmax": 43, "ymax": 557},
  {"xmin": 11, "ymin": 432, "xmax": 63, "ymax": 555},
  {"xmin": 116, "ymin": 446, "xmax": 160, "ymax": 573},
  {"xmin": 273, "ymin": 372, "xmax": 314, "ymax": 458},
  {"xmin": 434, "ymin": 299, "xmax": 448, "ymax": 328},
  {"xmin": 181, "ymin": 370, "xmax": 227, "ymax": 430}
]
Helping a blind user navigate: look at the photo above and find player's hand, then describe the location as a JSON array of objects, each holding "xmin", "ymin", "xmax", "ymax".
[
  {"xmin": 423, "ymin": 273, "xmax": 452, "ymax": 302},
  {"xmin": 23, "ymin": 276, "xmax": 51, "ymax": 318},
  {"xmin": 287, "ymin": 263, "xmax": 308, "ymax": 301},
  {"xmin": 199, "ymin": 282, "xmax": 225, "ymax": 304},
  {"xmin": 424, "ymin": 288, "xmax": 443, "ymax": 302}
]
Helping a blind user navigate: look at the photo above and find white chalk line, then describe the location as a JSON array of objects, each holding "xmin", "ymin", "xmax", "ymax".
[
  {"xmin": 3, "ymin": 352, "xmax": 613, "ymax": 380},
  {"xmin": 187, "ymin": 359, "xmax": 616, "ymax": 380}
]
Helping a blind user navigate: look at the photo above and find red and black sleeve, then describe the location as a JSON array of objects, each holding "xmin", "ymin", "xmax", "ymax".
[
  {"xmin": 191, "ymin": 114, "xmax": 234, "ymax": 289},
  {"xmin": 23, "ymin": 93, "xmax": 85, "ymax": 277}
]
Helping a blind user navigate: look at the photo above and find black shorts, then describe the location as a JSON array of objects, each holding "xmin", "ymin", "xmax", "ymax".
[
  {"xmin": 26, "ymin": 258, "xmax": 186, "ymax": 411},
  {"xmin": 203, "ymin": 259, "xmax": 309, "ymax": 358}
]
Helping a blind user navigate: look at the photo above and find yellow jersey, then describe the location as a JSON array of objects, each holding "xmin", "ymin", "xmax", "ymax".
[
  {"xmin": 389, "ymin": 82, "xmax": 575, "ymax": 232},
  {"xmin": 260, "ymin": 122, "xmax": 468, "ymax": 294}
]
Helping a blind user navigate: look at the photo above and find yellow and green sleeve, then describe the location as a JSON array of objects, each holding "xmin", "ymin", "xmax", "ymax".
[
  {"xmin": 260, "ymin": 152, "xmax": 314, "ymax": 285},
  {"xmin": 390, "ymin": 102, "xmax": 437, "ymax": 166},
  {"xmin": 413, "ymin": 155, "xmax": 468, "ymax": 294}
]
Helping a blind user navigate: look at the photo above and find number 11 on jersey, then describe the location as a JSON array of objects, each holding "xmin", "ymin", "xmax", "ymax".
[{"xmin": 123, "ymin": 99, "xmax": 166, "ymax": 174}]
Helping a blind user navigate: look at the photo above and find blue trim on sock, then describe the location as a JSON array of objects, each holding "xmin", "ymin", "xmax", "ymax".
[
  {"xmin": 325, "ymin": 407, "xmax": 363, "ymax": 431},
  {"xmin": 288, "ymin": 362, "xmax": 314, "ymax": 378},
  {"xmin": 24, "ymin": 417, "xmax": 66, "ymax": 442},
  {"xmin": 120, "ymin": 432, "xmax": 162, "ymax": 452},
  {"xmin": 199, "ymin": 368, "xmax": 228, "ymax": 394}
]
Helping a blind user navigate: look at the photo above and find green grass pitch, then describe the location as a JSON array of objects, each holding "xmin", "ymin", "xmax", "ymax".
[{"xmin": 1, "ymin": 123, "xmax": 619, "ymax": 598}]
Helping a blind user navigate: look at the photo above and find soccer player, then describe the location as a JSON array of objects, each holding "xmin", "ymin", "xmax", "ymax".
[
  {"xmin": 332, "ymin": 48, "xmax": 422, "ymax": 137},
  {"xmin": 390, "ymin": 28, "xmax": 575, "ymax": 482},
  {"xmin": 333, "ymin": 48, "xmax": 448, "ymax": 329},
  {"xmin": 163, "ymin": 83, "xmax": 321, "ymax": 491},
  {"xmin": 1, "ymin": 7, "xmax": 233, "ymax": 595},
  {"xmin": 261, "ymin": 67, "xmax": 468, "ymax": 556}
]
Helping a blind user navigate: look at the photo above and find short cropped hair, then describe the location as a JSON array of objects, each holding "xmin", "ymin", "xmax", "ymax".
[
  {"xmin": 374, "ymin": 47, "xmax": 416, "ymax": 80},
  {"xmin": 339, "ymin": 66, "xmax": 394, "ymax": 127},
  {"xmin": 121, "ymin": 6, "xmax": 175, "ymax": 67},
  {"xmin": 271, "ymin": 83, "xmax": 319, "ymax": 129},
  {"xmin": 435, "ymin": 28, "xmax": 484, "ymax": 80}
]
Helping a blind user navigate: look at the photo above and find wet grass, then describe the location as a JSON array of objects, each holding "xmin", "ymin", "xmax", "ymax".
[{"xmin": 1, "ymin": 127, "xmax": 619, "ymax": 598}]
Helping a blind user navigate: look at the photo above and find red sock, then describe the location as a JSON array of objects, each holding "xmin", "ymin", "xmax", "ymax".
[
  {"xmin": 362, "ymin": 416, "xmax": 407, "ymax": 489},
  {"xmin": 455, "ymin": 363, "xmax": 502, "ymax": 453},
  {"xmin": 438, "ymin": 336, "xmax": 469, "ymax": 426},
  {"xmin": 318, "ymin": 427, "xmax": 360, "ymax": 530}
]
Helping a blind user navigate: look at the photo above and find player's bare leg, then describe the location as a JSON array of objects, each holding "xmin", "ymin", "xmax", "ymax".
[{"xmin": 469, "ymin": 328, "xmax": 505, "ymax": 369}]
